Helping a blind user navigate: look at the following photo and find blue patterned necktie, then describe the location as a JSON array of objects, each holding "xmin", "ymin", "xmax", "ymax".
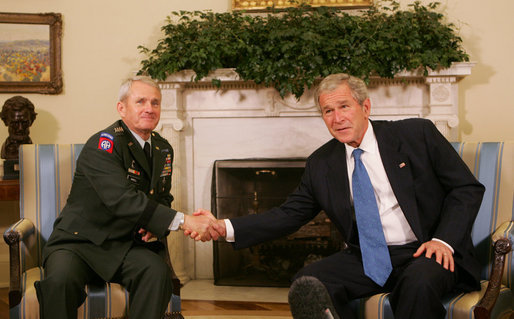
[{"xmin": 352, "ymin": 148, "xmax": 392, "ymax": 287}]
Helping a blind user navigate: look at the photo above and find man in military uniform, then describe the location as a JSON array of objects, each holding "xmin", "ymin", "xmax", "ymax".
[{"xmin": 35, "ymin": 76, "xmax": 218, "ymax": 318}]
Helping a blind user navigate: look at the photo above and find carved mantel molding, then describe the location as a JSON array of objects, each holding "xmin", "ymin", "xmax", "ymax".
[{"xmin": 160, "ymin": 62, "xmax": 475, "ymax": 140}]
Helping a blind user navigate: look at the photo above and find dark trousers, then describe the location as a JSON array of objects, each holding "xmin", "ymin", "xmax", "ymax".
[
  {"xmin": 294, "ymin": 242, "xmax": 458, "ymax": 319},
  {"xmin": 35, "ymin": 246, "xmax": 173, "ymax": 319}
]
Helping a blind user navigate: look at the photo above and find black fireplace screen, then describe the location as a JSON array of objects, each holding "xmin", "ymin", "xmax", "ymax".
[{"xmin": 212, "ymin": 159, "xmax": 342, "ymax": 287}]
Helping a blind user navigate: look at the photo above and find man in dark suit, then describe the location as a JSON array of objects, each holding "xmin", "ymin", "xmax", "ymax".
[
  {"xmin": 35, "ymin": 76, "xmax": 220, "ymax": 318},
  {"xmin": 190, "ymin": 73, "xmax": 485, "ymax": 319}
]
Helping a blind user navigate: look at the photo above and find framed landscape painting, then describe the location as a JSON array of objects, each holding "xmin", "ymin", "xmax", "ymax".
[{"xmin": 0, "ymin": 12, "xmax": 62, "ymax": 94}]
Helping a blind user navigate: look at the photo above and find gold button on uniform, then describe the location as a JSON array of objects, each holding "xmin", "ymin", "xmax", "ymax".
[
  {"xmin": 73, "ymin": 232, "xmax": 78, "ymax": 235},
  {"xmin": 149, "ymin": 189, "xmax": 154, "ymax": 195}
]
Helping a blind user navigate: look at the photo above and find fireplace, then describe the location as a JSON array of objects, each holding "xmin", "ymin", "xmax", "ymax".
[{"xmin": 212, "ymin": 159, "xmax": 343, "ymax": 287}]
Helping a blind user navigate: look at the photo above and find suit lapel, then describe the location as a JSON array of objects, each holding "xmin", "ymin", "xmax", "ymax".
[
  {"xmin": 372, "ymin": 121, "xmax": 424, "ymax": 242},
  {"xmin": 120, "ymin": 122, "xmax": 152, "ymax": 177},
  {"xmin": 325, "ymin": 141, "xmax": 354, "ymax": 237}
]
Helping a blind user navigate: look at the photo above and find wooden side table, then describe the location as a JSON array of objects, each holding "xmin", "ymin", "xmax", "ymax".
[{"xmin": 0, "ymin": 179, "xmax": 19, "ymax": 201}]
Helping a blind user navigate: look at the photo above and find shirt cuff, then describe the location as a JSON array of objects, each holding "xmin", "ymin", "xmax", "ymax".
[
  {"xmin": 169, "ymin": 212, "xmax": 184, "ymax": 231},
  {"xmin": 224, "ymin": 219, "xmax": 235, "ymax": 242},
  {"xmin": 432, "ymin": 238, "xmax": 454, "ymax": 254}
]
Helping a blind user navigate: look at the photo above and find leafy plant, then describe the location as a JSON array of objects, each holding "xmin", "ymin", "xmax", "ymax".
[{"xmin": 138, "ymin": 1, "xmax": 468, "ymax": 99}]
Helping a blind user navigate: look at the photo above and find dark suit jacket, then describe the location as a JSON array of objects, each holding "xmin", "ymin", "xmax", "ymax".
[
  {"xmin": 231, "ymin": 118, "xmax": 485, "ymax": 290},
  {"xmin": 43, "ymin": 120, "xmax": 177, "ymax": 281}
]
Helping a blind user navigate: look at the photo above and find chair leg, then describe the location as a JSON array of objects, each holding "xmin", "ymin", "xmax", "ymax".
[{"xmin": 473, "ymin": 238, "xmax": 512, "ymax": 319}]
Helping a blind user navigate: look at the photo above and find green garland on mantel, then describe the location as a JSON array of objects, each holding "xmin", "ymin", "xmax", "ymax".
[{"xmin": 138, "ymin": 0, "xmax": 468, "ymax": 99}]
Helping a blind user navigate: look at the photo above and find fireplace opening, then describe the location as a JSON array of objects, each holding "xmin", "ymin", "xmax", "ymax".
[{"xmin": 212, "ymin": 159, "xmax": 343, "ymax": 287}]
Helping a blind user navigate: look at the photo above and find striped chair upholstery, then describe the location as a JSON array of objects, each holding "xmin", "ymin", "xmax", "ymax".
[
  {"xmin": 4, "ymin": 144, "xmax": 183, "ymax": 319},
  {"xmin": 356, "ymin": 142, "xmax": 514, "ymax": 319}
]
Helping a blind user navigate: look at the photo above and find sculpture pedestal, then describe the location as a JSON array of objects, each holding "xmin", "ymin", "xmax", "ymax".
[{"xmin": 2, "ymin": 160, "xmax": 19, "ymax": 180}]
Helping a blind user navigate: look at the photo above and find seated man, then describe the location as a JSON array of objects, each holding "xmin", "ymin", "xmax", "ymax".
[
  {"xmin": 190, "ymin": 73, "xmax": 485, "ymax": 319},
  {"xmin": 35, "ymin": 76, "xmax": 220, "ymax": 319}
]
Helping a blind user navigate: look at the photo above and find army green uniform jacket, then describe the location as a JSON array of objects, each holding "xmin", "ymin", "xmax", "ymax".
[{"xmin": 43, "ymin": 120, "xmax": 177, "ymax": 281}]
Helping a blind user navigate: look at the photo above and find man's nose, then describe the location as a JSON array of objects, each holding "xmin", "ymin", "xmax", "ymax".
[
  {"xmin": 143, "ymin": 102, "xmax": 154, "ymax": 112},
  {"xmin": 334, "ymin": 109, "xmax": 345, "ymax": 122}
]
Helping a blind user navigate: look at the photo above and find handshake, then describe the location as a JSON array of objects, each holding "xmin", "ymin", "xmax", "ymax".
[{"xmin": 181, "ymin": 209, "xmax": 227, "ymax": 242}]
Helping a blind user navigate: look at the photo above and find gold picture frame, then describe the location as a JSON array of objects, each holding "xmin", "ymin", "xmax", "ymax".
[
  {"xmin": 0, "ymin": 12, "xmax": 63, "ymax": 94},
  {"xmin": 232, "ymin": 0, "xmax": 372, "ymax": 11}
]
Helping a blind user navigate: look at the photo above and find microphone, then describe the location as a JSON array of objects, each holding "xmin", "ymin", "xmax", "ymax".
[{"xmin": 288, "ymin": 276, "xmax": 340, "ymax": 319}]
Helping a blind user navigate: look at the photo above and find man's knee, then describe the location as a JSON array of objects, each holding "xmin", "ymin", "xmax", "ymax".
[
  {"xmin": 398, "ymin": 257, "xmax": 456, "ymax": 292},
  {"xmin": 391, "ymin": 256, "xmax": 457, "ymax": 314},
  {"xmin": 44, "ymin": 251, "xmax": 91, "ymax": 292},
  {"xmin": 132, "ymin": 256, "xmax": 173, "ymax": 295}
]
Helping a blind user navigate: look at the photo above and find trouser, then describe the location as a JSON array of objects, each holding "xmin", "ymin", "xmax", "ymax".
[
  {"xmin": 293, "ymin": 242, "xmax": 458, "ymax": 319},
  {"xmin": 35, "ymin": 246, "xmax": 173, "ymax": 319}
]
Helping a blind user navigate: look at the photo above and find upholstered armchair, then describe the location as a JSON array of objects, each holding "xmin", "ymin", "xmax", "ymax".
[
  {"xmin": 3, "ymin": 144, "xmax": 184, "ymax": 319},
  {"xmin": 355, "ymin": 142, "xmax": 513, "ymax": 319}
]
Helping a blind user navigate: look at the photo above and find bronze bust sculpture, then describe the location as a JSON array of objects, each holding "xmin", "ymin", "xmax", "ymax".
[{"xmin": 0, "ymin": 96, "xmax": 37, "ymax": 161}]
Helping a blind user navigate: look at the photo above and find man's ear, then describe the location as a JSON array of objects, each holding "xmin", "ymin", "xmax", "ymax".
[
  {"xmin": 117, "ymin": 101, "xmax": 125, "ymax": 118},
  {"xmin": 362, "ymin": 98, "xmax": 371, "ymax": 117}
]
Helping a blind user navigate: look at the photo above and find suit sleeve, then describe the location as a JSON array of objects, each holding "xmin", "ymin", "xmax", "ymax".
[{"xmin": 422, "ymin": 121, "xmax": 485, "ymax": 251}]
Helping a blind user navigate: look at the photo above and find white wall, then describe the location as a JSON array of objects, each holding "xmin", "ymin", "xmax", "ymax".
[
  {"xmin": 0, "ymin": 0, "xmax": 512, "ymax": 143},
  {"xmin": 0, "ymin": 0, "xmax": 231, "ymax": 144},
  {"xmin": 423, "ymin": 0, "xmax": 514, "ymax": 140}
]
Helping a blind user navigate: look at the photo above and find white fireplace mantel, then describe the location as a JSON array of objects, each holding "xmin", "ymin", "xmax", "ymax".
[{"xmin": 157, "ymin": 62, "xmax": 474, "ymax": 283}]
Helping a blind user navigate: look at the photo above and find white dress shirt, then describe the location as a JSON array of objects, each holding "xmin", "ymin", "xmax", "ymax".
[{"xmin": 345, "ymin": 122, "xmax": 417, "ymax": 245}]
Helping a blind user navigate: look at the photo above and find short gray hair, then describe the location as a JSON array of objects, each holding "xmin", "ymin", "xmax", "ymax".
[
  {"xmin": 118, "ymin": 76, "xmax": 160, "ymax": 102},
  {"xmin": 314, "ymin": 73, "xmax": 368, "ymax": 108}
]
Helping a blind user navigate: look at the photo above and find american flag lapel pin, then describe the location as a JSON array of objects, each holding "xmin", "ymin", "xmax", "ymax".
[{"xmin": 399, "ymin": 162, "xmax": 406, "ymax": 168}]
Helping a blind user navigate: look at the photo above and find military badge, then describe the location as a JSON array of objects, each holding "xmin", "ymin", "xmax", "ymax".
[
  {"xmin": 98, "ymin": 132, "xmax": 114, "ymax": 153},
  {"xmin": 160, "ymin": 153, "xmax": 172, "ymax": 177},
  {"xmin": 128, "ymin": 168, "xmax": 140, "ymax": 176}
]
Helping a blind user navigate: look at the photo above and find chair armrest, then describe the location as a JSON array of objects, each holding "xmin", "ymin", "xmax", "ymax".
[
  {"xmin": 474, "ymin": 220, "xmax": 513, "ymax": 319},
  {"xmin": 3, "ymin": 218, "xmax": 36, "ymax": 308},
  {"xmin": 4, "ymin": 218, "xmax": 36, "ymax": 245}
]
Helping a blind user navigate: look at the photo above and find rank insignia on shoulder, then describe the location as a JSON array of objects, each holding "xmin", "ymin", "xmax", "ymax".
[
  {"xmin": 98, "ymin": 132, "xmax": 114, "ymax": 153},
  {"xmin": 114, "ymin": 126, "xmax": 124, "ymax": 134}
]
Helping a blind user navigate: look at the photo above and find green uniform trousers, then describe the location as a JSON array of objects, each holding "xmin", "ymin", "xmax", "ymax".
[{"xmin": 35, "ymin": 245, "xmax": 173, "ymax": 319}]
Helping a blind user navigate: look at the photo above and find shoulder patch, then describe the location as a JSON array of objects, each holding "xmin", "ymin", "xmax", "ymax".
[{"xmin": 98, "ymin": 132, "xmax": 114, "ymax": 153}]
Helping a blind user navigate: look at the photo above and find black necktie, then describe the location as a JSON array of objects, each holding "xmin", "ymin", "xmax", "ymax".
[{"xmin": 144, "ymin": 142, "xmax": 152, "ymax": 169}]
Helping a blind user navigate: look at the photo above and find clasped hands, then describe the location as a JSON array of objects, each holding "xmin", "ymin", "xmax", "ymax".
[
  {"xmin": 136, "ymin": 209, "xmax": 225, "ymax": 243},
  {"xmin": 182, "ymin": 209, "xmax": 227, "ymax": 242}
]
